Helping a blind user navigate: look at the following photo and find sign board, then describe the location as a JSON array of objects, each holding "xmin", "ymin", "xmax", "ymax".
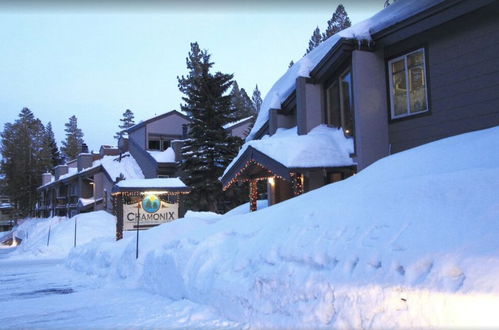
[{"xmin": 123, "ymin": 194, "xmax": 178, "ymax": 231}]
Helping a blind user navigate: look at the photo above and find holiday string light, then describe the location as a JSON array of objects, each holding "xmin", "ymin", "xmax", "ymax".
[
  {"xmin": 222, "ymin": 159, "xmax": 289, "ymax": 191},
  {"xmin": 291, "ymin": 173, "xmax": 304, "ymax": 196}
]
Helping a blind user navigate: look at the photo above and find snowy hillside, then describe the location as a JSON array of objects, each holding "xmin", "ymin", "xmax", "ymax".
[{"xmin": 63, "ymin": 125, "xmax": 499, "ymax": 328}]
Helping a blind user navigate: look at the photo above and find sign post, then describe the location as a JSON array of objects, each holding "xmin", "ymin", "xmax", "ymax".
[{"xmin": 136, "ymin": 203, "xmax": 140, "ymax": 259}]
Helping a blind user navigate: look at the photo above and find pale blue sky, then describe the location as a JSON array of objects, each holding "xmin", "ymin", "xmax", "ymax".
[{"xmin": 0, "ymin": 1, "xmax": 381, "ymax": 152}]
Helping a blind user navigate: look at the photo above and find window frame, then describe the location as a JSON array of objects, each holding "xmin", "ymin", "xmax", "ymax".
[
  {"xmin": 387, "ymin": 47, "xmax": 430, "ymax": 120},
  {"xmin": 324, "ymin": 66, "xmax": 354, "ymax": 137}
]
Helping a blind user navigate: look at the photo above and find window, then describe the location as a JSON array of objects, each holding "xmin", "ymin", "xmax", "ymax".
[
  {"xmin": 325, "ymin": 68, "xmax": 354, "ymax": 137},
  {"xmin": 388, "ymin": 48, "xmax": 428, "ymax": 119},
  {"xmin": 148, "ymin": 136, "xmax": 171, "ymax": 151},
  {"xmin": 148, "ymin": 138, "xmax": 160, "ymax": 150}
]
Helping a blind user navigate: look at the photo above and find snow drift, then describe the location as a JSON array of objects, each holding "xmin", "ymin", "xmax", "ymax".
[
  {"xmin": 63, "ymin": 125, "xmax": 499, "ymax": 328},
  {"xmin": 8, "ymin": 211, "xmax": 115, "ymax": 260}
]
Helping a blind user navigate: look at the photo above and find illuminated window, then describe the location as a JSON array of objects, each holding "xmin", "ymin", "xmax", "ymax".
[
  {"xmin": 388, "ymin": 48, "xmax": 429, "ymax": 119},
  {"xmin": 325, "ymin": 68, "xmax": 354, "ymax": 137}
]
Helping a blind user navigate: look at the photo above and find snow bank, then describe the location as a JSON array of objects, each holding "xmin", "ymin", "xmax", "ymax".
[
  {"xmin": 247, "ymin": 0, "xmax": 445, "ymax": 140},
  {"xmin": 8, "ymin": 211, "xmax": 115, "ymax": 260},
  {"xmin": 66, "ymin": 125, "xmax": 499, "ymax": 327},
  {"xmin": 225, "ymin": 200, "xmax": 268, "ymax": 216}
]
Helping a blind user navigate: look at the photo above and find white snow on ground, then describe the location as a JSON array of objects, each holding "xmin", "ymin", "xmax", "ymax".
[
  {"xmin": 62, "ymin": 126, "xmax": 499, "ymax": 328},
  {"xmin": 148, "ymin": 147, "xmax": 176, "ymax": 163},
  {"xmin": 247, "ymin": 0, "xmax": 445, "ymax": 140},
  {"xmin": 224, "ymin": 125, "xmax": 354, "ymax": 177},
  {"xmin": 7, "ymin": 211, "xmax": 115, "ymax": 260},
  {"xmin": 225, "ymin": 200, "xmax": 268, "ymax": 215}
]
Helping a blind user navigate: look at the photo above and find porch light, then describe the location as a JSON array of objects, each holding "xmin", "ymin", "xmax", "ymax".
[{"xmin": 268, "ymin": 177, "xmax": 275, "ymax": 186}]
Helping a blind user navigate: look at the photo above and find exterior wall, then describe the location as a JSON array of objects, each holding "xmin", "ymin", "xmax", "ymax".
[
  {"xmin": 296, "ymin": 77, "xmax": 324, "ymax": 135},
  {"xmin": 230, "ymin": 121, "xmax": 252, "ymax": 139},
  {"xmin": 147, "ymin": 113, "xmax": 190, "ymax": 136},
  {"xmin": 128, "ymin": 138, "xmax": 158, "ymax": 178},
  {"xmin": 386, "ymin": 7, "xmax": 499, "ymax": 153},
  {"xmin": 269, "ymin": 109, "xmax": 296, "ymax": 135},
  {"xmin": 129, "ymin": 126, "xmax": 146, "ymax": 149},
  {"xmin": 304, "ymin": 170, "xmax": 325, "ymax": 192},
  {"xmin": 352, "ymin": 50, "xmax": 390, "ymax": 170}
]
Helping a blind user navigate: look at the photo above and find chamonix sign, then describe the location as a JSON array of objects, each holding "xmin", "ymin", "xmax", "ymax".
[{"xmin": 123, "ymin": 194, "xmax": 178, "ymax": 231}]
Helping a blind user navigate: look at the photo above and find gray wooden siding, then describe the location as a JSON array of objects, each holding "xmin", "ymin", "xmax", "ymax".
[
  {"xmin": 129, "ymin": 126, "xmax": 146, "ymax": 149},
  {"xmin": 386, "ymin": 6, "xmax": 499, "ymax": 153}
]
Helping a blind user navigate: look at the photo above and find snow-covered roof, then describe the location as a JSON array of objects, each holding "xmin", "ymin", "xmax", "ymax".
[
  {"xmin": 223, "ymin": 125, "xmax": 355, "ymax": 178},
  {"xmin": 99, "ymin": 154, "xmax": 144, "ymax": 182},
  {"xmin": 247, "ymin": 0, "xmax": 444, "ymax": 141},
  {"xmin": 114, "ymin": 178, "xmax": 189, "ymax": 190},
  {"xmin": 223, "ymin": 116, "xmax": 253, "ymax": 130},
  {"xmin": 38, "ymin": 153, "xmax": 145, "ymax": 189},
  {"xmin": 148, "ymin": 148, "xmax": 176, "ymax": 163}
]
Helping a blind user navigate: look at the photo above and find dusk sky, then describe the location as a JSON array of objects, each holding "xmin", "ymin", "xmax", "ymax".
[{"xmin": 0, "ymin": 1, "xmax": 382, "ymax": 152}]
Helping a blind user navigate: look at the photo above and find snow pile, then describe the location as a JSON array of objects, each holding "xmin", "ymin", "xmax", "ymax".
[
  {"xmin": 225, "ymin": 125, "xmax": 354, "ymax": 177},
  {"xmin": 148, "ymin": 147, "xmax": 176, "ymax": 163},
  {"xmin": 66, "ymin": 125, "xmax": 499, "ymax": 327},
  {"xmin": 225, "ymin": 200, "xmax": 268, "ymax": 216},
  {"xmin": 7, "ymin": 211, "xmax": 115, "ymax": 260},
  {"xmin": 247, "ymin": 0, "xmax": 444, "ymax": 140}
]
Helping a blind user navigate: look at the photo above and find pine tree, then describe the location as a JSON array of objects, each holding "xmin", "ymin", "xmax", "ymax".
[
  {"xmin": 178, "ymin": 42, "xmax": 243, "ymax": 212},
  {"xmin": 61, "ymin": 115, "xmax": 85, "ymax": 161},
  {"xmin": 252, "ymin": 85, "xmax": 263, "ymax": 113},
  {"xmin": 0, "ymin": 107, "xmax": 46, "ymax": 216},
  {"xmin": 323, "ymin": 4, "xmax": 352, "ymax": 40},
  {"xmin": 114, "ymin": 109, "xmax": 135, "ymax": 140},
  {"xmin": 306, "ymin": 26, "xmax": 322, "ymax": 54},
  {"xmin": 289, "ymin": 60, "xmax": 294, "ymax": 68},
  {"xmin": 39, "ymin": 122, "xmax": 61, "ymax": 172},
  {"xmin": 230, "ymin": 81, "xmax": 256, "ymax": 120}
]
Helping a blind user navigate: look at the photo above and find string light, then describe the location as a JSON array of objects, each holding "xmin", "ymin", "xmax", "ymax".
[{"xmin": 222, "ymin": 159, "xmax": 289, "ymax": 191}]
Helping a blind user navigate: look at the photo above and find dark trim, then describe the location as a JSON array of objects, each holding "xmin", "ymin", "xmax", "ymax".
[
  {"xmin": 280, "ymin": 91, "xmax": 296, "ymax": 114},
  {"xmin": 373, "ymin": 0, "xmax": 496, "ymax": 46},
  {"xmin": 220, "ymin": 146, "xmax": 291, "ymax": 188},
  {"xmin": 127, "ymin": 110, "xmax": 191, "ymax": 133},
  {"xmin": 252, "ymin": 121, "xmax": 269, "ymax": 140},
  {"xmin": 310, "ymin": 38, "xmax": 355, "ymax": 82},
  {"xmin": 385, "ymin": 44, "xmax": 433, "ymax": 124}
]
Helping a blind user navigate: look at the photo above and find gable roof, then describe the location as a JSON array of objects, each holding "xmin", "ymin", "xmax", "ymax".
[
  {"xmin": 127, "ymin": 110, "xmax": 191, "ymax": 133},
  {"xmin": 246, "ymin": 0, "xmax": 492, "ymax": 142}
]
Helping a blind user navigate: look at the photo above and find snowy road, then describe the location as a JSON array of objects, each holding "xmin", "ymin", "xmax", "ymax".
[{"xmin": 0, "ymin": 249, "xmax": 238, "ymax": 328}]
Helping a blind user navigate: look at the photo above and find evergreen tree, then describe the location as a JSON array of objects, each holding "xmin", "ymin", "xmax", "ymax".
[
  {"xmin": 252, "ymin": 85, "xmax": 263, "ymax": 113},
  {"xmin": 39, "ymin": 122, "xmax": 61, "ymax": 172},
  {"xmin": 114, "ymin": 109, "xmax": 135, "ymax": 140},
  {"xmin": 230, "ymin": 81, "xmax": 256, "ymax": 120},
  {"xmin": 289, "ymin": 60, "xmax": 294, "ymax": 68},
  {"xmin": 60, "ymin": 115, "xmax": 85, "ymax": 161},
  {"xmin": 0, "ymin": 107, "xmax": 46, "ymax": 216},
  {"xmin": 306, "ymin": 26, "xmax": 322, "ymax": 54},
  {"xmin": 177, "ymin": 42, "xmax": 243, "ymax": 212},
  {"xmin": 322, "ymin": 4, "xmax": 352, "ymax": 40}
]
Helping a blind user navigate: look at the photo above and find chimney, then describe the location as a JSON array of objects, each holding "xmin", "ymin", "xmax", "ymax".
[
  {"xmin": 77, "ymin": 153, "xmax": 94, "ymax": 172},
  {"xmin": 42, "ymin": 172, "xmax": 52, "ymax": 185},
  {"xmin": 54, "ymin": 165, "xmax": 68, "ymax": 181},
  {"xmin": 171, "ymin": 140, "xmax": 184, "ymax": 162},
  {"xmin": 81, "ymin": 143, "xmax": 89, "ymax": 154}
]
